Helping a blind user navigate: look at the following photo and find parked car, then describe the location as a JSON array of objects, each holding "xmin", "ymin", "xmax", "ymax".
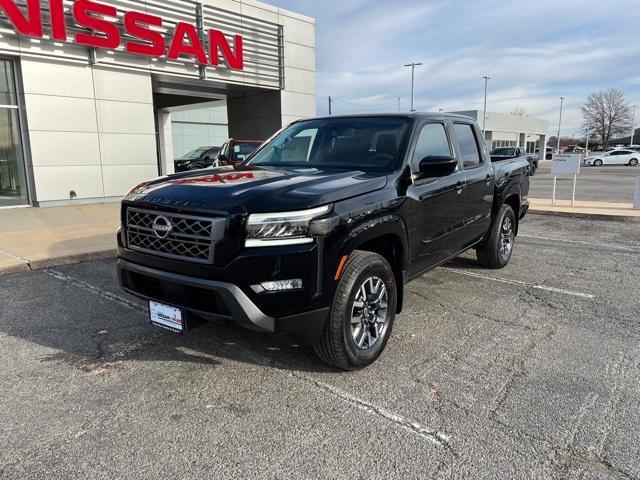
[
  {"xmin": 534, "ymin": 147, "xmax": 555, "ymax": 160},
  {"xmin": 585, "ymin": 149, "xmax": 639, "ymax": 166},
  {"xmin": 216, "ymin": 139, "xmax": 263, "ymax": 166},
  {"xmin": 174, "ymin": 146, "xmax": 220, "ymax": 172},
  {"xmin": 117, "ymin": 113, "xmax": 531, "ymax": 370},
  {"xmin": 491, "ymin": 147, "xmax": 537, "ymax": 174}
]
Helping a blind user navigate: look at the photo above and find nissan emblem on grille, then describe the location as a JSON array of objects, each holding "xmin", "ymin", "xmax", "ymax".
[
  {"xmin": 126, "ymin": 207, "xmax": 224, "ymax": 264},
  {"xmin": 152, "ymin": 216, "xmax": 173, "ymax": 239}
]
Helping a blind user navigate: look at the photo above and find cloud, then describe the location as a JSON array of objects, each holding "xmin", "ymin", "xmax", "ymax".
[{"xmin": 272, "ymin": 0, "xmax": 640, "ymax": 135}]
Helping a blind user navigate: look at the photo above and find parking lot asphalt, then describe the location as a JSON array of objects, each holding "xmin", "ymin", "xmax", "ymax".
[
  {"xmin": 1, "ymin": 215, "xmax": 639, "ymax": 479},
  {"xmin": 530, "ymin": 162, "xmax": 640, "ymax": 203}
]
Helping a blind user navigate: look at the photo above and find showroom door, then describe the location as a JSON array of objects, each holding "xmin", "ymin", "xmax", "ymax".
[{"xmin": 0, "ymin": 59, "xmax": 28, "ymax": 207}]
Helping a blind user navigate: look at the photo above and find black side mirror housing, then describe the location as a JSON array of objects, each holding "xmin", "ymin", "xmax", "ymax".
[{"xmin": 418, "ymin": 155, "xmax": 458, "ymax": 178}]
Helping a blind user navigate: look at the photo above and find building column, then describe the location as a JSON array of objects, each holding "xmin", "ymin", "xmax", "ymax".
[
  {"xmin": 539, "ymin": 134, "xmax": 547, "ymax": 159},
  {"xmin": 156, "ymin": 109, "xmax": 173, "ymax": 175},
  {"xmin": 227, "ymin": 91, "xmax": 283, "ymax": 140}
]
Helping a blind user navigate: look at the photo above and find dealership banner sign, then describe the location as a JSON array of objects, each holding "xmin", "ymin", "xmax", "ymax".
[{"xmin": 0, "ymin": 0, "xmax": 244, "ymax": 69}]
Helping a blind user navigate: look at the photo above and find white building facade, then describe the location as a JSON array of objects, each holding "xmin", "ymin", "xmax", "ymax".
[
  {"xmin": 452, "ymin": 110, "xmax": 549, "ymax": 155},
  {"xmin": 0, "ymin": 0, "xmax": 316, "ymax": 207}
]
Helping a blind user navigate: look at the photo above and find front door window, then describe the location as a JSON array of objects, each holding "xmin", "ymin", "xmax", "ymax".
[{"xmin": 0, "ymin": 59, "xmax": 28, "ymax": 207}]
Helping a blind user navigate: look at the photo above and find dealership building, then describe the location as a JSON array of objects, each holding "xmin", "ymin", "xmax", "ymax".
[
  {"xmin": 0, "ymin": 0, "xmax": 316, "ymax": 207},
  {"xmin": 452, "ymin": 110, "xmax": 549, "ymax": 154}
]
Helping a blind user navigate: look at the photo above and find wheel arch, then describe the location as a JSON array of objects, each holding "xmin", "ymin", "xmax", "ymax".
[
  {"xmin": 340, "ymin": 220, "xmax": 409, "ymax": 314},
  {"xmin": 502, "ymin": 194, "xmax": 521, "ymax": 235}
]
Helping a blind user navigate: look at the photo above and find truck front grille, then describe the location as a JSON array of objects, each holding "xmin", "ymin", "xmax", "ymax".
[{"xmin": 125, "ymin": 207, "xmax": 223, "ymax": 264}]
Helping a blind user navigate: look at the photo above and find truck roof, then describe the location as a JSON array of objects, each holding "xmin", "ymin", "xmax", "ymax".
[{"xmin": 294, "ymin": 112, "xmax": 476, "ymax": 122}]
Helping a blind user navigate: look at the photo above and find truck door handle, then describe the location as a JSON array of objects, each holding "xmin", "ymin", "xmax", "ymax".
[
  {"xmin": 485, "ymin": 175, "xmax": 492, "ymax": 185},
  {"xmin": 455, "ymin": 181, "xmax": 464, "ymax": 194}
]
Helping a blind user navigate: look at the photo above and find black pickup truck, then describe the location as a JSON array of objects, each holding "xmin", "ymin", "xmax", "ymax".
[{"xmin": 118, "ymin": 113, "xmax": 530, "ymax": 370}]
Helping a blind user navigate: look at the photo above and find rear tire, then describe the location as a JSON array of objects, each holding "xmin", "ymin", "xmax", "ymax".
[
  {"xmin": 630, "ymin": 158, "xmax": 638, "ymax": 166},
  {"xmin": 314, "ymin": 250, "xmax": 397, "ymax": 370},
  {"xmin": 477, "ymin": 204, "xmax": 516, "ymax": 269}
]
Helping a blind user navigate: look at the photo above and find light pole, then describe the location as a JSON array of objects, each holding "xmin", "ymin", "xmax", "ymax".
[
  {"xmin": 551, "ymin": 97, "xmax": 565, "ymax": 206},
  {"xmin": 631, "ymin": 105, "xmax": 637, "ymax": 146},
  {"xmin": 328, "ymin": 96, "xmax": 333, "ymax": 115},
  {"xmin": 404, "ymin": 62, "xmax": 422, "ymax": 112},
  {"xmin": 557, "ymin": 97, "xmax": 565, "ymax": 151},
  {"xmin": 482, "ymin": 76, "xmax": 490, "ymax": 135}
]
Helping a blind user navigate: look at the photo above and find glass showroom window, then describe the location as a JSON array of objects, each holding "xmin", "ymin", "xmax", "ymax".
[{"xmin": 0, "ymin": 59, "xmax": 28, "ymax": 207}]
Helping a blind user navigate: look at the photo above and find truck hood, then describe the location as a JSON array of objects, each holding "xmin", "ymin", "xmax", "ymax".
[{"xmin": 124, "ymin": 166, "xmax": 388, "ymax": 214}]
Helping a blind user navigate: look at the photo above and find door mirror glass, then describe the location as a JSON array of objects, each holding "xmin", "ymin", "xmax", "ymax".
[{"xmin": 418, "ymin": 155, "xmax": 458, "ymax": 177}]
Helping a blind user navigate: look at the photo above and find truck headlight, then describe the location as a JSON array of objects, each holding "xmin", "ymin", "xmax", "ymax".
[{"xmin": 245, "ymin": 205, "xmax": 331, "ymax": 247}]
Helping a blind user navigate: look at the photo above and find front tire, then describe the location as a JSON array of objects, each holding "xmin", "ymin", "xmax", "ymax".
[
  {"xmin": 314, "ymin": 250, "xmax": 397, "ymax": 370},
  {"xmin": 477, "ymin": 204, "xmax": 516, "ymax": 269},
  {"xmin": 594, "ymin": 159, "xmax": 603, "ymax": 166}
]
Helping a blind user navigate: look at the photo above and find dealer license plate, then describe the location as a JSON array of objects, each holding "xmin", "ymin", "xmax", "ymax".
[{"xmin": 149, "ymin": 301, "xmax": 183, "ymax": 332}]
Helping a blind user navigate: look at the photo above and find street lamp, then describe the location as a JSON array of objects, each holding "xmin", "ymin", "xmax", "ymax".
[
  {"xmin": 404, "ymin": 62, "xmax": 423, "ymax": 112},
  {"xmin": 557, "ymin": 97, "xmax": 565, "ymax": 151},
  {"xmin": 482, "ymin": 76, "xmax": 490, "ymax": 135},
  {"xmin": 631, "ymin": 105, "xmax": 638, "ymax": 146}
]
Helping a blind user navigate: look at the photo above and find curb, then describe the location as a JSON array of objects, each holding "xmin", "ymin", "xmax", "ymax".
[
  {"xmin": 529, "ymin": 209, "xmax": 640, "ymax": 223},
  {"xmin": 0, "ymin": 248, "xmax": 117, "ymax": 276}
]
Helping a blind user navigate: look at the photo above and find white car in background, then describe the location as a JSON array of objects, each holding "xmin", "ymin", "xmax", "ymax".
[{"xmin": 585, "ymin": 149, "xmax": 639, "ymax": 166}]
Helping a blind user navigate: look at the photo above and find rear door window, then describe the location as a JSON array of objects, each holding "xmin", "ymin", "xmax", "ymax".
[{"xmin": 453, "ymin": 123, "xmax": 482, "ymax": 168}]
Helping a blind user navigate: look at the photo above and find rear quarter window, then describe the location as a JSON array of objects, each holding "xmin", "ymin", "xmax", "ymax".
[{"xmin": 453, "ymin": 123, "xmax": 482, "ymax": 168}]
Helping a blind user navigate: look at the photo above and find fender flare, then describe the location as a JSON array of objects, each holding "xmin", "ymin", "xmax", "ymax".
[{"xmin": 337, "ymin": 214, "xmax": 410, "ymax": 313}]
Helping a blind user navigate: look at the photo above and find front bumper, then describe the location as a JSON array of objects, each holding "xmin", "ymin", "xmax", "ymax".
[{"xmin": 118, "ymin": 259, "xmax": 330, "ymax": 343}]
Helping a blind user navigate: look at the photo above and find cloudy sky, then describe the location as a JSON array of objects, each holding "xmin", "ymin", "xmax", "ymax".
[{"xmin": 271, "ymin": 0, "xmax": 640, "ymax": 136}]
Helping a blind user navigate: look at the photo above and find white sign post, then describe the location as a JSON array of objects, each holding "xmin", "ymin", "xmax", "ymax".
[{"xmin": 551, "ymin": 154, "xmax": 582, "ymax": 206}]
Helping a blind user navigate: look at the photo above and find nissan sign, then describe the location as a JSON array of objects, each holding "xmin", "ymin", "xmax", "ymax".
[{"xmin": 0, "ymin": 0, "xmax": 244, "ymax": 70}]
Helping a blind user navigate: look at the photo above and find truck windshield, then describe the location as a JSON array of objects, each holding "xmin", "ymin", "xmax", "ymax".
[
  {"xmin": 247, "ymin": 117, "xmax": 410, "ymax": 173},
  {"xmin": 491, "ymin": 148, "xmax": 516, "ymax": 156},
  {"xmin": 181, "ymin": 148, "xmax": 209, "ymax": 160}
]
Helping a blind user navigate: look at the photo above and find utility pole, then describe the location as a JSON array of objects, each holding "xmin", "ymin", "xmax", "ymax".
[
  {"xmin": 631, "ymin": 105, "xmax": 637, "ymax": 146},
  {"xmin": 482, "ymin": 76, "xmax": 490, "ymax": 135},
  {"xmin": 404, "ymin": 62, "xmax": 422, "ymax": 112},
  {"xmin": 397, "ymin": 97, "xmax": 401, "ymax": 112},
  {"xmin": 557, "ymin": 97, "xmax": 565, "ymax": 151},
  {"xmin": 328, "ymin": 96, "xmax": 333, "ymax": 115}
]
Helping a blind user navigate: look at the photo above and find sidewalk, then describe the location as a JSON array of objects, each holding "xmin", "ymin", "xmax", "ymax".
[
  {"xmin": 529, "ymin": 198, "xmax": 640, "ymax": 222},
  {"xmin": 0, "ymin": 203, "xmax": 119, "ymax": 275}
]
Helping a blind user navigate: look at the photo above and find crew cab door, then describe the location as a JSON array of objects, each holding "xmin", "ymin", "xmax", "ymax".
[
  {"xmin": 451, "ymin": 122, "xmax": 494, "ymax": 243},
  {"xmin": 406, "ymin": 121, "xmax": 468, "ymax": 275}
]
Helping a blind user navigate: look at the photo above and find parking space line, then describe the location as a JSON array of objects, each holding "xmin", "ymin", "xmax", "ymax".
[
  {"xmin": 44, "ymin": 269, "xmax": 147, "ymax": 314},
  {"xmin": 300, "ymin": 375, "xmax": 452, "ymax": 448},
  {"xmin": 519, "ymin": 234, "xmax": 640, "ymax": 254},
  {"xmin": 43, "ymin": 267, "xmax": 453, "ymax": 450},
  {"xmin": 439, "ymin": 267, "xmax": 595, "ymax": 299}
]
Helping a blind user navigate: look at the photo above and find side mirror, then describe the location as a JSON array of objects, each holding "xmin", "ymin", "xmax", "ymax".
[
  {"xmin": 418, "ymin": 155, "xmax": 458, "ymax": 178},
  {"xmin": 217, "ymin": 154, "xmax": 228, "ymax": 164}
]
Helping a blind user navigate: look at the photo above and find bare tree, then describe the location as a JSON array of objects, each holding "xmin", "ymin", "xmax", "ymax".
[
  {"xmin": 511, "ymin": 106, "xmax": 528, "ymax": 116},
  {"xmin": 581, "ymin": 89, "xmax": 632, "ymax": 148}
]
